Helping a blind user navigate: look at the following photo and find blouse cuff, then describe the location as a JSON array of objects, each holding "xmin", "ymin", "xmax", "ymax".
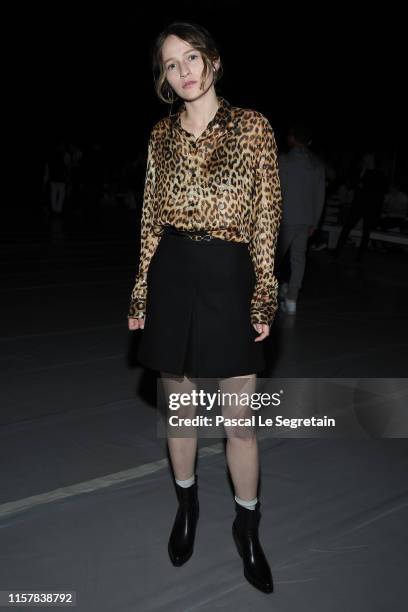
[
  {"xmin": 128, "ymin": 279, "xmax": 147, "ymax": 319},
  {"xmin": 250, "ymin": 278, "xmax": 279, "ymax": 326}
]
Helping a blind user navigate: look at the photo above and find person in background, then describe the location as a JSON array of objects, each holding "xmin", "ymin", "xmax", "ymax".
[
  {"xmin": 44, "ymin": 141, "xmax": 71, "ymax": 216},
  {"xmin": 331, "ymin": 152, "xmax": 387, "ymax": 262},
  {"xmin": 66, "ymin": 143, "xmax": 83, "ymax": 215},
  {"xmin": 310, "ymin": 158, "xmax": 336, "ymax": 251},
  {"xmin": 376, "ymin": 182, "xmax": 408, "ymax": 233},
  {"xmin": 81, "ymin": 144, "xmax": 104, "ymax": 227},
  {"xmin": 275, "ymin": 125, "xmax": 326, "ymax": 314}
]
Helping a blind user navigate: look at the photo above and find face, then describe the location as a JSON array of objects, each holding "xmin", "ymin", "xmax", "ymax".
[{"xmin": 161, "ymin": 34, "xmax": 219, "ymax": 100}]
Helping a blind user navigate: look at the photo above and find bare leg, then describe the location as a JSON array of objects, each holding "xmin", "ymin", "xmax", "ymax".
[
  {"xmin": 160, "ymin": 371, "xmax": 198, "ymax": 480},
  {"xmin": 218, "ymin": 374, "xmax": 259, "ymax": 500}
]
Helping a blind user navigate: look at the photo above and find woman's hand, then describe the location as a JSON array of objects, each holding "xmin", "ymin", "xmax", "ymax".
[
  {"xmin": 253, "ymin": 323, "xmax": 270, "ymax": 341},
  {"xmin": 128, "ymin": 317, "xmax": 145, "ymax": 330}
]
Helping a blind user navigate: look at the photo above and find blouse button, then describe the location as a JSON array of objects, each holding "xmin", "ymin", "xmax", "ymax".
[{"xmin": 218, "ymin": 202, "xmax": 226, "ymax": 210}]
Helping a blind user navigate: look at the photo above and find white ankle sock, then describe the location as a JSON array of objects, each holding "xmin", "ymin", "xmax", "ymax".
[
  {"xmin": 235, "ymin": 495, "xmax": 258, "ymax": 510},
  {"xmin": 175, "ymin": 474, "xmax": 195, "ymax": 488}
]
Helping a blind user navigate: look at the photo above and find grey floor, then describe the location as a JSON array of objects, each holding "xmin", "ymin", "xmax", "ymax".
[{"xmin": 1, "ymin": 210, "xmax": 407, "ymax": 611}]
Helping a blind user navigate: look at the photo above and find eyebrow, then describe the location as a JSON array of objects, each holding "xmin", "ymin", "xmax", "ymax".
[{"xmin": 163, "ymin": 48, "xmax": 197, "ymax": 64}]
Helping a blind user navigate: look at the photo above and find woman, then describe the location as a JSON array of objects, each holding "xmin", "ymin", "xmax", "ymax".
[{"xmin": 128, "ymin": 21, "xmax": 282, "ymax": 594}]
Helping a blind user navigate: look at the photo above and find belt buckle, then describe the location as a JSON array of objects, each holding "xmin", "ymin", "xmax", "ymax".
[{"xmin": 190, "ymin": 234, "xmax": 212, "ymax": 241}]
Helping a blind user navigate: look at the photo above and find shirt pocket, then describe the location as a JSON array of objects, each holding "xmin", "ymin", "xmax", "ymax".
[
  {"xmin": 207, "ymin": 172, "xmax": 239, "ymax": 197},
  {"xmin": 202, "ymin": 179, "xmax": 242, "ymax": 226}
]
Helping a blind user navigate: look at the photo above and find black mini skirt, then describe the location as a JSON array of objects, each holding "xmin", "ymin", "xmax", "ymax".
[{"xmin": 137, "ymin": 225, "xmax": 265, "ymax": 378}]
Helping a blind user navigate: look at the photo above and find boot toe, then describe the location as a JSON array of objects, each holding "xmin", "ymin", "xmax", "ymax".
[
  {"xmin": 168, "ymin": 541, "xmax": 193, "ymax": 566},
  {"xmin": 244, "ymin": 566, "xmax": 274, "ymax": 593}
]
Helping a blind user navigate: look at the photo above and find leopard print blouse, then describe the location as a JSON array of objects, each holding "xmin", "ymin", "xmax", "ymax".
[{"xmin": 128, "ymin": 96, "xmax": 282, "ymax": 326}]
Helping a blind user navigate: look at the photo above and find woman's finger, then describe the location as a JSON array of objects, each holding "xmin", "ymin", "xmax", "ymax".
[
  {"xmin": 128, "ymin": 317, "xmax": 141, "ymax": 330},
  {"xmin": 254, "ymin": 331, "xmax": 268, "ymax": 342},
  {"xmin": 253, "ymin": 323, "xmax": 269, "ymax": 341}
]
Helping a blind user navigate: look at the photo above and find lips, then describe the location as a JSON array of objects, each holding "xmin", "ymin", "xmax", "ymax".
[{"xmin": 182, "ymin": 80, "xmax": 197, "ymax": 89}]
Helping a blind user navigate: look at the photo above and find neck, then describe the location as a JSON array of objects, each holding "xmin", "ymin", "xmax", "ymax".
[{"xmin": 181, "ymin": 88, "xmax": 220, "ymax": 129}]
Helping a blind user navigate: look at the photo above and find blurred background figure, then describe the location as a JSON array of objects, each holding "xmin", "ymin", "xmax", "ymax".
[
  {"xmin": 80, "ymin": 143, "xmax": 105, "ymax": 228},
  {"xmin": 331, "ymin": 152, "xmax": 387, "ymax": 262},
  {"xmin": 66, "ymin": 143, "xmax": 83, "ymax": 217},
  {"xmin": 44, "ymin": 141, "xmax": 71, "ymax": 216},
  {"xmin": 376, "ymin": 181, "xmax": 408, "ymax": 233},
  {"xmin": 275, "ymin": 125, "xmax": 326, "ymax": 314}
]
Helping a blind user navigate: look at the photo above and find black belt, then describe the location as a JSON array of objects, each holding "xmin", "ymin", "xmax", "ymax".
[{"xmin": 163, "ymin": 225, "xmax": 215, "ymax": 242}]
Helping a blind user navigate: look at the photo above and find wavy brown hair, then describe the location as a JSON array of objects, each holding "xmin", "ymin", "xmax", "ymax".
[{"xmin": 151, "ymin": 21, "xmax": 223, "ymax": 104}]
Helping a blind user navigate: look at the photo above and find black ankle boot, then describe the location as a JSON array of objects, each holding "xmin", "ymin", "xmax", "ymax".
[
  {"xmin": 232, "ymin": 500, "xmax": 273, "ymax": 593},
  {"xmin": 168, "ymin": 476, "xmax": 199, "ymax": 566}
]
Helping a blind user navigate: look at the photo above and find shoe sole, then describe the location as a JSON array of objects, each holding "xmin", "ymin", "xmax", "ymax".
[{"xmin": 232, "ymin": 523, "xmax": 274, "ymax": 593}]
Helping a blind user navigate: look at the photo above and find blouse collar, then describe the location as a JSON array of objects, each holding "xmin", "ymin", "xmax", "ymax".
[{"xmin": 169, "ymin": 96, "xmax": 234, "ymax": 139}]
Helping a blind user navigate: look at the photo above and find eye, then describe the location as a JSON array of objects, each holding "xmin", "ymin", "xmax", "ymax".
[{"xmin": 166, "ymin": 53, "xmax": 198, "ymax": 71}]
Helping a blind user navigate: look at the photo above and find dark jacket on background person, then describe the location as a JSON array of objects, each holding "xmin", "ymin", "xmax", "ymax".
[{"xmin": 278, "ymin": 147, "xmax": 326, "ymax": 226}]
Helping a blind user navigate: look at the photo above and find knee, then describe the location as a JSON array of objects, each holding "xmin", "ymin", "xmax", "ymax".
[{"xmin": 226, "ymin": 428, "xmax": 257, "ymax": 442}]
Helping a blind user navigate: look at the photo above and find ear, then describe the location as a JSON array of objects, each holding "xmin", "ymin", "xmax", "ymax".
[{"xmin": 213, "ymin": 58, "xmax": 221, "ymax": 72}]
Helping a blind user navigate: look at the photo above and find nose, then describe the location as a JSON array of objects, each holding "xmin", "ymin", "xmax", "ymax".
[{"xmin": 180, "ymin": 61, "xmax": 191, "ymax": 79}]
